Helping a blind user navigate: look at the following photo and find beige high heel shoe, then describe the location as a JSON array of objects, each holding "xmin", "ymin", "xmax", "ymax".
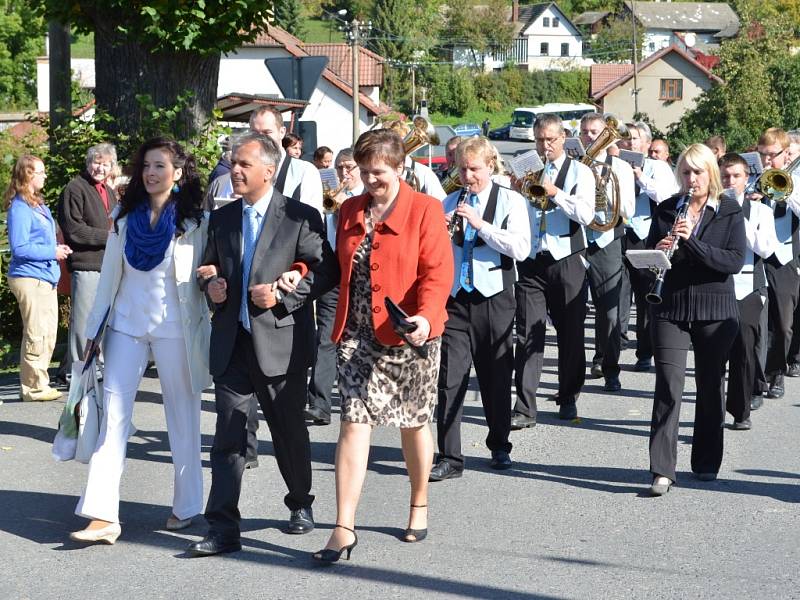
[{"xmin": 69, "ymin": 522, "xmax": 121, "ymax": 545}]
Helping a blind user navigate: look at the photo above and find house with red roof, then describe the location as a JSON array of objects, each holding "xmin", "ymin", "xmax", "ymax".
[{"xmin": 589, "ymin": 44, "xmax": 722, "ymax": 130}]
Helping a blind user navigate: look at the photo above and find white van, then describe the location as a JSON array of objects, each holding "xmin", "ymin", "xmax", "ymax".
[{"xmin": 509, "ymin": 103, "xmax": 596, "ymax": 141}]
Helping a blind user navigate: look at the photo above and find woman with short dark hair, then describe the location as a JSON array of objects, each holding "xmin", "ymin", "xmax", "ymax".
[
  {"xmin": 313, "ymin": 129, "xmax": 453, "ymax": 563},
  {"xmin": 70, "ymin": 137, "xmax": 211, "ymax": 544}
]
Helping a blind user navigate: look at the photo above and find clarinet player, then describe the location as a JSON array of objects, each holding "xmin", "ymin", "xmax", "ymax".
[{"xmin": 645, "ymin": 144, "xmax": 745, "ymax": 496}]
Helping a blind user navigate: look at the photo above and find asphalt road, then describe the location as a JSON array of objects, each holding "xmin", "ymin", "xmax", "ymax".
[{"xmin": 1, "ymin": 309, "xmax": 798, "ymax": 600}]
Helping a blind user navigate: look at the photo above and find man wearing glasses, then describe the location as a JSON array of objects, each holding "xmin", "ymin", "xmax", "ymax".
[
  {"xmin": 757, "ymin": 128, "xmax": 800, "ymax": 399},
  {"xmin": 305, "ymin": 149, "xmax": 363, "ymax": 425}
]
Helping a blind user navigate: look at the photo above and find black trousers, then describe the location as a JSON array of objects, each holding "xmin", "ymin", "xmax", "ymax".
[
  {"xmin": 786, "ymin": 279, "xmax": 800, "ymax": 366},
  {"xmin": 436, "ymin": 287, "xmax": 514, "ymax": 469},
  {"xmin": 726, "ymin": 292, "xmax": 765, "ymax": 422},
  {"xmin": 621, "ymin": 231, "xmax": 653, "ymax": 360},
  {"xmin": 587, "ymin": 237, "xmax": 623, "ymax": 377},
  {"xmin": 754, "ymin": 296, "xmax": 769, "ymax": 395},
  {"xmin": 513, "ymin": 252, "xmax": 587, "ymax": 418},
  {"xmin": 649, "ymin": 316, "xmax": 738, "ymax": 481},
  {"xmin": 205, "ymin": 327, "xmax": 313, "ymax": 539},
  {"xmin": 765, "ymin": 259, "xmax": 800, "ymax": 377},
  {"xmin": 307, "ymin": 286, "xmax": 340, "ymax": 417}
]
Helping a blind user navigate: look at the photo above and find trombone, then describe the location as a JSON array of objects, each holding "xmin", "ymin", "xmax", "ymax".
[{"xmin": 745, "ymin": 154, "xmax": 800, "ymax": 203}]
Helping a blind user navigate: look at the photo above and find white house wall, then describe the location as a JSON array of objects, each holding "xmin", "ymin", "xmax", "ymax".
[{"xmin": 522, "ymin": 5, "xmax": 583, "ymax": 66}]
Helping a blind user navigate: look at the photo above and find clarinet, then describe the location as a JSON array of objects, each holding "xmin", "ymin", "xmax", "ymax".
[
  {"xmin": 646, "ymin": 187, "xmax": 694, "ymax": 305},
  {"xmin": 448, "ymin": 186, "xmax": 470, "ymax": 244}
]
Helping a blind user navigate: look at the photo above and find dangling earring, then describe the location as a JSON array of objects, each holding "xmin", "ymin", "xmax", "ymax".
[{"xmin": 172, "ymin": 182, "xmax": 180, "ymax": 193}]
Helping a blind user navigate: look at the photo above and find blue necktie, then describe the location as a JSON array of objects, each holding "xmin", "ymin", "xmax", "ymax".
[
  {"xmin": 240, "ymin": 205, "xmax": 259, "ymax": 331},
  {"xmin": 459, "ymin": 193, "xmax": 479, "ymax": 292}
]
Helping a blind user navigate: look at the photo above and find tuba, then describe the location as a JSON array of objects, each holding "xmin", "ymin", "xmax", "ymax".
[
  {"xmin": 582, "ymin": 113, "xmax": 630, "ymax": 232},
  {"xmin": 518, "ymin": 154, "xmax": 550, "ymax": 210}
]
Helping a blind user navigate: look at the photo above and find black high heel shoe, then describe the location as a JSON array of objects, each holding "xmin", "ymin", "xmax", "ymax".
[
  {"xmin": 312, "ymin": 525, "xmax": 358, "ymax": 563},
  {"xmin": 403, "ymin": 504, "xmax": 428, "ymax": 543}
]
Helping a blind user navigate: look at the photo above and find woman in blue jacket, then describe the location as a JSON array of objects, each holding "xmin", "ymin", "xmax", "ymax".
[{"xmin": 4, "ymin": 155, "xmax": 72, "ymax": 401}]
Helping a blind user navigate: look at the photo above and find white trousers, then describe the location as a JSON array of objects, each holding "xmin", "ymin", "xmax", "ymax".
[{"xmin": 75, "ymin": 329, "xmax": 202, "ymax": 523}]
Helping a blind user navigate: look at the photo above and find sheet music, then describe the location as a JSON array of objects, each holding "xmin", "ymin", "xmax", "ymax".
[
  {"xmin": 618, "ymin": 150, "xmax": 645, "ymax": 168},
  {"xmin": 509, "ymin": 150, "xmax": 544, "ymax": 179},
  {"xmin": 564, "ymin": 138, "xmax": 586, "ymax": 159},
  {"xmin": 319, "ymin": 167, "xmax": 339, "ymax": 190}
]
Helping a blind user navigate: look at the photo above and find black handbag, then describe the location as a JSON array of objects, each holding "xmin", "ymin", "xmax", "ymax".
[{"xmin": 384, "ymin": 297, "xmax": 428, "ymax": 359}]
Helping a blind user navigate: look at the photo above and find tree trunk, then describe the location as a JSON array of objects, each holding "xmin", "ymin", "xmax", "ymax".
[{"xmin": 94, "ymin": 26, "xmax": 220, "ymax": 138}]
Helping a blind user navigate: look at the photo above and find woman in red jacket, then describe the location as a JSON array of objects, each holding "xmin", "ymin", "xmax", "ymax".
[{"xmin": 313, "ymin": 129, "xmax": 453, "ymax": 563}]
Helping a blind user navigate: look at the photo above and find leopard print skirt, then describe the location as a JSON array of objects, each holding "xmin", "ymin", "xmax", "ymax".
[{"xmin": 337, "ymin": 226, "xmax": 441, "ymax": 428}]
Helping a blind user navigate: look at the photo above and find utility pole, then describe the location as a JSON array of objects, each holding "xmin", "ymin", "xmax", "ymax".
[
  {"xmin": 631, "ymin": 0, "xmax": 640, "ymax": 116},
  {"xmin": 351, "ymin": 20, "xmax": 360, "ymax": 145},
  {"xmin": 411, "ymin": 64, "xmax": 416, "ymax": 114}
]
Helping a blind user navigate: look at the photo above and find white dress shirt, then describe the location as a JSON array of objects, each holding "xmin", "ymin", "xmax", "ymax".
[
  {"xmin": 404, "ymin": 157, "xmax": 446, "ymax": 200},
  {"xmin": 546, "ymin": 153, "xmax": 595, "ymax": 226},
  {"xmin": 472, "ymin": 183, "xmax": 531, "ymax": 262},
  {"xmin": 277, "ymin": 149, "xmax": 324, "ymax": 216},
  {"xmin": 638, "ymin": 157, "xmax": 679, "ymax": 203}
]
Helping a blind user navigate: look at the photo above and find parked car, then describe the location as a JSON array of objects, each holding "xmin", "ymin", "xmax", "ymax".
[
  {"xmin": 411, "ymin": 124, "xmax": 457, "ymax": 174},
  {"xmin": 488, "ymin": 123, "xmax": 511, "ymax": 140},
  {"xmin": 453, "ymin": 123, "xmax": 481, "ymax": 138}
]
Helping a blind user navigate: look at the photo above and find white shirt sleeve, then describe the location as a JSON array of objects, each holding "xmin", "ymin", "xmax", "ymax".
[
  {"xmin": 611, "ymin": 157, "xmax": 635, "ymax": 220},
  {"xmin": 552, "ymin": 160, "xmax": 595, "ymax": 226},
  {"xmin": 298, "ymin": 161, "xmax": 324, "ymax": 216},
  {"xmin": 415, "ymin": 162, "xmax": 447, "ymax": 200},
  {"xmin": 749, "ymin": 202, "xmax": 778, "ymax": 258},
  {"xmin": 786, "ymin": 172, "xmax": 800, "ymax": 218},
  {"xmin": 639, "ymin": 158, "xmax": 679, "ymax": 203},
  {"xmin": 477, "ymin": 189, "xmax": 532, "ymax": 261}
]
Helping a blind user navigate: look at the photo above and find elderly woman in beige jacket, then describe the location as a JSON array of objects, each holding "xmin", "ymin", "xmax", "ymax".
[{"xmin": 70, "ymin": 138, "xmax": 212, "ymax": 545}]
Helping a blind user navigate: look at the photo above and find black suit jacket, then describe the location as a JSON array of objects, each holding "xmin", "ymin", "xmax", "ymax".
[{"xmin": 201, "ymin": 190, "xmax": 339, "ymax": 377}]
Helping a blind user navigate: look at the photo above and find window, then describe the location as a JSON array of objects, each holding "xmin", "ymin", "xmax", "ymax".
[
  {"xmin": 553, "ymin": 17, "xmax": 560, "ymax": 27},
  {"xmin": 561, "ymin": 43, "xmax": 569, "ymax": 56},
  {"xmin": 660, "ymin": 78, "xmax": 683, "ymax": 100},
  {"xmin": 540, "ymin": 42, "xmax": 549, "ymax": 55},
  {"xmin": 543, "ymin": 17, "xmax": 550, "ymax": 26}
]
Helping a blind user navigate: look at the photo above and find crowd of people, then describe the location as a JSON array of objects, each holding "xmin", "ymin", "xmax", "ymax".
[{"xmin": 4, "ymin": 105, "xmax": 798, "ymax": 559}]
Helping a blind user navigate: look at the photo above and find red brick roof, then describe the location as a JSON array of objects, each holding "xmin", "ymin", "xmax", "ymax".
[
  {"xmin": 590, "ymin": 64, "xmax": 633, "ymax": 97},
  {"xmin": 243, "ymin": 25, "xmax": 390, "ymax": 116},
  {"xmin": 304, "ymin": 44, "xmax": 384, "ymax": 88}
]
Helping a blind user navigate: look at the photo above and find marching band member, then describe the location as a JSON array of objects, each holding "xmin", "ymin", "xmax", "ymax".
[
  {"xmin": 510, "ymin": 113, "xmax": 594, "ymax": 426},
  {"xmin": 619, "ymin": 123, "xmax": 679, "ymax": 372},
  {"xmin": 783, "ymin": 129, "xmax": 800, "ymax": 378},
  {"xmin": 646, "ymin": 144, "xmax": 745, "ymax": 496},
  {"xmin": 579, "ymin": 113, "xmax": 635, "ymax": 392},
  {"xmin": 431, "ymin": 137, "xmax": 530, "ymax": 481},
  {"xmin": 758, "ymin": 128, "xmax": 800, "ymax": 399},
  {"xmin": 719, "ymin": 153, "xmax": 777, "ymax": 430}
]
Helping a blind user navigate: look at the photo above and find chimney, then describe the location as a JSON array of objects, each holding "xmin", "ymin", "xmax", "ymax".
[{"xmin": 512, "ymin": 0, "xmax": 519, "ymax": 22}]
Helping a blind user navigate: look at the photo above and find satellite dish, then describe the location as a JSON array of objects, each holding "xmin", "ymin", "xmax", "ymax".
[{"xmin": 685, "ymin": 33, "xmax": 696, "ymax": 47}]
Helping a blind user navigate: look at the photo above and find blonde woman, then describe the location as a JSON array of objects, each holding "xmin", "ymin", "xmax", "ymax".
[
  {"xmin": 645, "ymin": 143, "xmax": 745, "ymax": 496},
  {"xmin": 5, "ymin": 155, "xmax": 72, "ymax": 401}
]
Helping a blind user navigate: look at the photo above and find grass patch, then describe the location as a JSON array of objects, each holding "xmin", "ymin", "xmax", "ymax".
[
  {"xmin": 302, "ymin": 18, "xmax": 346, "ymax": 43},
  {"xmin": 430, "ymin": 109, "xmax": 516, "ymax": 130},
  {"xmin": 70, "ymin": 32, "xmax": 94, "ymax": 59}
]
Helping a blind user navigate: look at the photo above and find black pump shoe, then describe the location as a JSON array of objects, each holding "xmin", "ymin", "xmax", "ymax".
[
  {"xmin": 312, "ymin": 525, "xmax": 358, "ymax": 564},
  {"xmin": 403, "ymin": 504, "xmax": 428, "ymax": 543}
]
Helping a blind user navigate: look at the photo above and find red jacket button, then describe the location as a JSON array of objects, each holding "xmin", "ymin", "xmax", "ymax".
[
  {"xmin": 372, "ymin": 306, "xmax": 381, "ymax": 313},
  {"xmin": 372, "ymin": 241, "xmax": 380, "ymax": 249},
  {"xmin": 370, "ymin": 263, "xmax": 379, "ymax": 271},
  {"xmin": 372, "ymin": 284, "xmax": 381, "ymax": 292}
]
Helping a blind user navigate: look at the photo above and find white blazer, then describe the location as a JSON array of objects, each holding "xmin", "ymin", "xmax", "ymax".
[{"xmin": 85, "ymin": 213, "xmax": 212, "ymax": 394}]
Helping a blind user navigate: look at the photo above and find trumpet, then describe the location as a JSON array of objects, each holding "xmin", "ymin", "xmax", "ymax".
[
  {"xmin": 448, "ymin": 187, "xmax": 470, "ymax": 243},
  {"xmin": 322, "ymin": 182, "xmax": 347, "ymax": 213},
  {"xmin": 518, "ymin": 156, "xmax": 549, "ymax": 210},
  {"xmin": 646, "ymin": 187, "xmax": 693, "ymax": 305},
  {"xmin": 583, "ymin": 113, "xmax": 630, "ymax": 232}
]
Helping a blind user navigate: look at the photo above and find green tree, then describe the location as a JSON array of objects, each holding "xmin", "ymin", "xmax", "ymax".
[
  {"xmin": 275, "ymin": 0, "xmax": 307, "ymax": 39},
  {"xmin": 588, "ymin": 15, "xmax": 642, "ymax": 63},
  {"xmin": 667, "ymin": 10, "xmax": 792, "ymax": 152},
  {"xmin": 0, "ymin": 2, "xmax": 47, "ymax": 110},
  {"xmin": 443, "ymin": 0, "xmax": 514, "ymax": 65},
  {"xmin": 34, "ymin": 1, "xmax": 276, "ymax": 137}
]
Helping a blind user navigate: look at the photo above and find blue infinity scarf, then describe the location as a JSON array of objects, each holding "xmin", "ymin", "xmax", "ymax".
[{"xmin": 124, "ymin": 201, "xmax": 177, "ymax": 271}]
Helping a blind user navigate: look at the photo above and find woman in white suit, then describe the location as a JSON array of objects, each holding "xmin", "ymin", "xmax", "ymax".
[{"xmin": 70, "ymin": 137, "xmax": 211, "ymax": 544}]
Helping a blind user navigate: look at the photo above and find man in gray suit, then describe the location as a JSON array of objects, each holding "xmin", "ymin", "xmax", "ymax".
[{"xmin": 187, "ymin": 132, "xmax": 339, "ymax": 557}]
